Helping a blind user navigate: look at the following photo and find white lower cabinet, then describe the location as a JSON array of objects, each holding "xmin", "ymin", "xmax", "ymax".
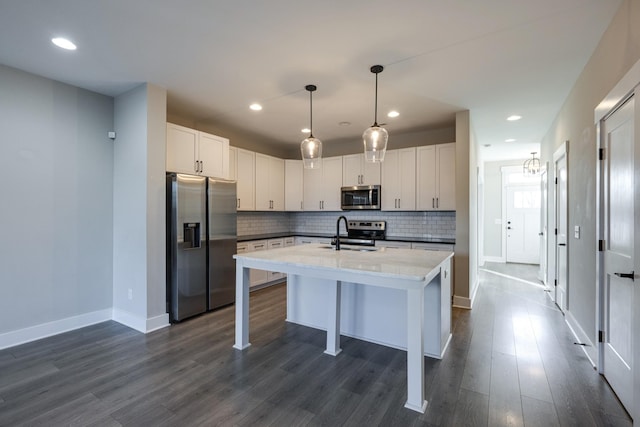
[
  {"xmin": 238, "ymin": 238, "xmax": 291, "ymax": 289},
  {"xmin": 294, "ymin": 236, "xmax": 331, "ymax": 245}
]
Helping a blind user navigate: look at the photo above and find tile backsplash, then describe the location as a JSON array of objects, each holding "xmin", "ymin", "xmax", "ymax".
[{"xmin": 238, "ymin": 210, "xmax": 455, "ymax": 239}]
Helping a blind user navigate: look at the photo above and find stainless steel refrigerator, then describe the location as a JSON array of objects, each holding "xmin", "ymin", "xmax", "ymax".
[{"xmin": 166, "ymin": 173, "xmax": 237, "ymax": 322}]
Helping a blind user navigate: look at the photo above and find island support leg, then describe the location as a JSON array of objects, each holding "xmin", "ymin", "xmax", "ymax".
[
  {"xmin": 324, "ymin": 280, "xmax": 342, "ymax": 356},
  {"xmin": 405, "ymin": 286, "xmax": 427, "ymax": 413},
  {"xmin": 233, "ymin": 263, "xmax": 251, "ymax": 350}
]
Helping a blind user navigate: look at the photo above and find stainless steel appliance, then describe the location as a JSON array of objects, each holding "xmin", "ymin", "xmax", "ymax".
[
  {"xmin": 332, "ymin": 220, "xmax": 387, "ymax": 247},
  {"xmin": 341, "ymin": 185, "xmax": 381, "ymax": 210},
  {"xmin": 166, "ymin": 173, "xmax": 237, "ymax": 322}
]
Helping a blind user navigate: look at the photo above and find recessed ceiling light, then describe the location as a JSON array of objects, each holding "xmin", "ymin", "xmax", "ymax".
[
  {"xmin": 249, "ymin": 103, "xmax": 262, "ymax": 111},
  {"xmin": 507, "ymin": 115, "xmax": 522, "ymax": 121},
  {"xmin": 483, "ymin": 144, "xmax": 491, "ymax": 147},
  {"xmin": 387, "ymin": 111, "xmax": 400, "ymax": 118},
  {"xmin": 338, "ymin": 121, "xmax": 351, "ymax": 126},
  {"xmin": 301, "ymin": 128, "xmax": 311, "ymax": 133},
  {"xmin": 505, "ymin": 138, "xmax": 516, "ymax": 142},
  {"xmin": 51, "ymin": 37, "xmax": 76, "ymax": 50}
]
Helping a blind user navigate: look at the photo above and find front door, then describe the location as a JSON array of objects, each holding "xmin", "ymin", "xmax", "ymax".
[
  {"xmin": 506, "ymin": 185, "xmax": 541, "ymax": 264},
  {"xmin": 602, "ymin": 96, "xmax": 635, "ymax": 413},
  {"xmin": 555, "ymin": 151, "xmax": 568, "ymax": 312}
]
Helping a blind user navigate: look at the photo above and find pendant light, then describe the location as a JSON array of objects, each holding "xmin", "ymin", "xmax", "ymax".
[
  {"xmin": 363, "ymin": 65, "xmax": 389, "ymax": 162},
  {"xmin": 523, "ymin": 152, "xmax": 541, "ymax": 175},
  {"xmin": 300, "ymin": 84, "xmax": 323, "ymax": 169}
]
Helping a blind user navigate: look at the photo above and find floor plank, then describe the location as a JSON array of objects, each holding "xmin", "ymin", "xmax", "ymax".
[{"xmin": 0, "ymin": 266, "xmax": 633, "ymax": 426}]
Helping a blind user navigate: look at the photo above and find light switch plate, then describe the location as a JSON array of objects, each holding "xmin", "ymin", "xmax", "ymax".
[{"xmin": 574, "ymin": 225, "xmax": 580, "ymax": 239}]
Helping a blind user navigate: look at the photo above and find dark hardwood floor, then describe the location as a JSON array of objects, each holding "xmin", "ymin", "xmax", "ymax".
[{"xmin": 0, "ymin": 269, "xmax": 632, "ymax": 426}]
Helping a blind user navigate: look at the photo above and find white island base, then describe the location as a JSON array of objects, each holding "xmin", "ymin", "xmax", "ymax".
[
  {"xmin": 233, "ymin": 244, "xmax": 453, "ymax": 414},
  {"xmin": 286, "ymin": 273, "xmax": 452, "ymax": 359}
]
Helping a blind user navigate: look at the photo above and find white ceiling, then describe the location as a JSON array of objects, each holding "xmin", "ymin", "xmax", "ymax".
[{"xmin": 0, "ymin": 0, "xmax": 621, "ymax": 161}]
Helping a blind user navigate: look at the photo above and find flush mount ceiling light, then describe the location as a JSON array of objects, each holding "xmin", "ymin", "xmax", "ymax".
[
  {"xmin": 507, "ymin": 115, "xmax": 522, "ymax": 121},
  {"xmin": 505, "ymin": 138, "xmax": 516, "ymax": 142},
  {"xmin": 363, "ymin": 65, "xmax": 389, "ymax": 163},
  {"xmin": 387, "ymin": 110, "xmax": 399, "ymax": 118},
  {"xmin": 523, "ymin": 152, "xmax": 541, "ymax": 175},
  {"xmin": 51, "ymin": 37, "xmax": 76, "ymax": 50},
  {"xmin": 249, "ymin": 103, "xmax": 262, "ymax": 111},
  {"xmin": 300, "ymin": 84, "xmax": 322, "ymax": 169}
]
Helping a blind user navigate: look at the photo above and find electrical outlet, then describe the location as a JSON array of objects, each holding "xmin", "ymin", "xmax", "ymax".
[
  {"xmin": 128, "ymin": 288, "xmax": 133, "ymax": 300},
  {"xmin": 574, "ymin": 225, "xmax": 580, "ymax": 239}
]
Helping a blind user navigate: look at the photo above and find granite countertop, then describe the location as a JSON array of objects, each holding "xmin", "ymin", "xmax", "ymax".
[{"xmin": 237, "ymin": 232, "xmax": 455, "ymax": 245}]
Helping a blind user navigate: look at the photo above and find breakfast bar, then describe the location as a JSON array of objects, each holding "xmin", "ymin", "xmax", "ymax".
[{"xmin": 233, "ymin": 243, "xmax": 453, "ymax": 413}]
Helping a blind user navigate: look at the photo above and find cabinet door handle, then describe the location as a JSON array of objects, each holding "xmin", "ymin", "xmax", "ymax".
[
  {"xmin": 436, "ymin": 197, "xmax": 439, "ymax": 208},
  {"xmin": 301, "ymin": 201, "xmax": 303, "ymax": 210},
  {"xmin": 398, "ymin": 198, "xmax": 401, "ymax": 209},
  {"xmin": 432, "ymin": 198, "xmax": 435, "ymax": 208},
  {"xmin": 195, "ymin": 161, "xmax": 199, "ymax": 173},
  {"xmin": 237, "ymin": 198, "xmax": 240, "ymax": 209},
  {"xmin": 319, "ymin": 201, "xmax": 322, "ymax": 210}
]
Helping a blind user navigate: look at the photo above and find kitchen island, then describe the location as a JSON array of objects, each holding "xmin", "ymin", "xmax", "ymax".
[{"xmin": 233, "ymin": 244, "xmax": 453, "ymax": 414}]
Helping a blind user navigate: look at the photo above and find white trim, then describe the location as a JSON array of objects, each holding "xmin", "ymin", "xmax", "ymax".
[
  {"xmin": 565, "ymin": 310, "xmax": 597, "ymax": 368},
  {"xmin": 0, "ymin": 309, "xmax": 112, "ymax": 350},
  {"xmin": 483, "ymin": 256, "xmax": 504, "ymax": 263},
  {"xmin": 112, "ymin": 308, "xmax": 148, "ymax": 333},
  {"xmin": 146, "ymin": 314, "xmax": 170, "ymax": 333},
  {"xmin": 452, "ymin": 295, "xmax": 472, "ymax": 309},
  {"xmin": 595, "ymin": 58, "xmax": 640, "ymax": 123}
]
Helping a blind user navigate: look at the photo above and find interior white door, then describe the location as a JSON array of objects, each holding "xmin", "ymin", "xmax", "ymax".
[
  {"xmin": 506, "ymin": 185, "xmax": 541, "ymax": 264},
  {"xmin": 555, "ymin": 152, "xmax": 568, "ymax": 312},
  {"xmin": 602, "ymin": 96, "xmax": 634, "ymax": 413},
  {"xmin": 539, "ymin": 169, "xmax": 548, "ymax": 284}
]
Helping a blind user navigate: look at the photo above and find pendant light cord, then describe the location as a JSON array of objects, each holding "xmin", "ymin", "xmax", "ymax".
[
  {"xmin": 373, "ymin": 71, "xmax": 379, "ymax": 126},
  {"xmin": 309, "ymin": 89, "xmax": 314, "ymax": 138}
]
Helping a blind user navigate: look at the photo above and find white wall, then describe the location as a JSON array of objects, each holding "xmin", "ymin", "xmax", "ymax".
[
  {"xmin": 0, "ymin": 65, "xmax": 114, "ymax": 345},
  {"xmin": 113, "ymin": 84, "xmax": 167, "ymax": 332},
  {"xmin": 540, "ymin": 0, "xmax": 640, "ymax": 365}
]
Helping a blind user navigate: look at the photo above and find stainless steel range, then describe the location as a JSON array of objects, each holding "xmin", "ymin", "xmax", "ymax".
[{"xmin": 332, "ymin": 220, "xmax": 386, "ymax": 247}]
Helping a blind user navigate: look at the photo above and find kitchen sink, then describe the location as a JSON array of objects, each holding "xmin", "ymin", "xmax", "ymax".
[{"xmin": 319, "ymin": 245, "xmax": 378, "ymax": 252}]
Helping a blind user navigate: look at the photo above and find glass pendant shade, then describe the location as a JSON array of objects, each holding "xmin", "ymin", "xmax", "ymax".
[
  {"xmin": 301, "ymin": 135, "xmax": 322, "ymax": 169},
  {"xmin": 364, "ymin": 65, "xmax": 388, "ymax": 162},
  {"xmin": 523, "ymin": 152, "xmax": 541, "ymax": 175},
  {"xmin": 301, "ymin": 84, "xmax": 322, "ymax": 169},
  {"xmin": 362, "ymin": 125, "xmax": 388, "ymax": 162}
]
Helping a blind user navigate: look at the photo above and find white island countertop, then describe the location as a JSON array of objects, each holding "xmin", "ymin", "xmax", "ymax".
[
  {"xmin": 233, "ymin": 243, "xmax": 454, "ymax": 414},
  {"xmin": 233, "ymin": 243, "xmax": 452, "ymax": 287}
]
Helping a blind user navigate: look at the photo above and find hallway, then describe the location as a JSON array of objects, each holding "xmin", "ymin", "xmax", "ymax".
[{"xmin": 0, "ymin": 268, "xmax": 632, "ymax": 426}]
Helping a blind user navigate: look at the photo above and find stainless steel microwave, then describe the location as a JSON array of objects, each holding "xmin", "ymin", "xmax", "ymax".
[{"xmin": 341, "ymin": 185, "xmax": 381, "ymax": 210}]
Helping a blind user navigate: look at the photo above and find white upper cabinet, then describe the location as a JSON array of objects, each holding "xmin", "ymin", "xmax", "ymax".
[
  {"xmin": 229, "ymin": 146, "xmax": 237, "ymax": 181},
  {"xmin": 236, "ymin": 148, "xmax": 255, "ymax": 211},
  {"xmin": 342, "ymin": 153, "xmax": 381, "ymax": 186},
  {"xmin": 417, "ymin": 143, "xmax": 456, "ymax": 210},
  {"xmin": 255, "ymin": 153, "xmax": 284, "ymax": 211},
  {"xmin": 166, "ymin": 123, "xmax": 229, "ymax": 179},
  {"xmin": 303, "ymin": 156, "xmax": 343, "ymax": 211},
  {"xmin": 285, "ymin": 159, "xmax": 304, "ymax": 211},
  {"xmin": 381, "ymin": 148, "xmax": 416, "ymax": 211}
]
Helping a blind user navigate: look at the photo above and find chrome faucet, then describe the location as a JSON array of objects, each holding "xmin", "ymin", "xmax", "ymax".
[{"xmin": 335, "ymin": 216, "xmax": 349, "ymax": 251}]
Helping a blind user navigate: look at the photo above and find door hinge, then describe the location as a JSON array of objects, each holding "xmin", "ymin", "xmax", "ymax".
[
  {"xmin": 555, "ymin": 228, "xmax": 558, "ymax": 235},
  {"xmin": 598, "ymin": 148, "xmax": 605, "ymax": 160},
  {"xmin": 598, "ymin": 239, "xmax": 604, "ymax": 252},
  {"xmin": 555, "ymin": 177, "xmax": 558, "ymax": 184},
  {"xmin": 598, "ymin": 330, "xmax": 604, "ymax": 343},
  {"xmin": 554, "ymin": 279, "xmax": 557, "ymax": 287}
]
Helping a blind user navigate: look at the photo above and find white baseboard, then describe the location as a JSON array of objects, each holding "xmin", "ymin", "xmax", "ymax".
[
  {"xmin": 112, "ymin": 308, "xmax": 148, "ymax": 333},
  {"xmin": 452, "ymin": 295, "xmax": 472, "ymax": 309},
  {"xmin": 0, "ymin": 309, "xmax": 112, "ymax": 350},
  {"xmin": 565, "ymin": 310, "xmax": 597, "ymax": 368},
  {"xmin": 146, "ymin": 314, "xmax": 170, "ymax": 333}
]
